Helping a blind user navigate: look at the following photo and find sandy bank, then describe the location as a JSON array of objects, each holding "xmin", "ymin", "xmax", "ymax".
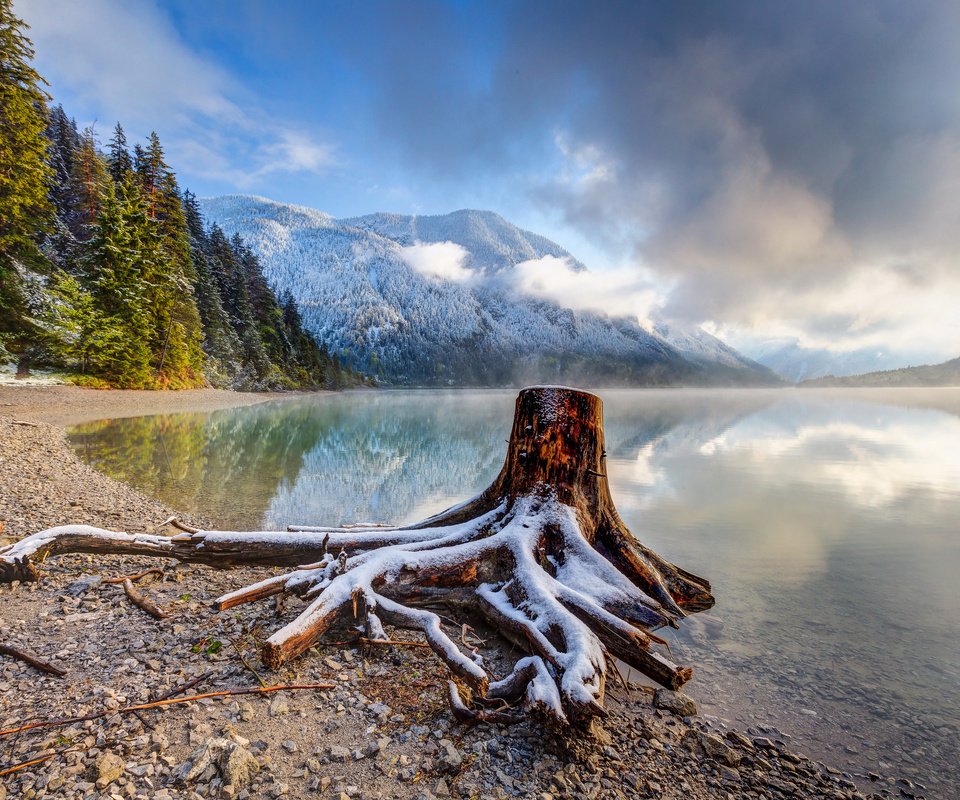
[{"xmin": 0, "ymin": 383, "xmax": 290, "ymax": 427}]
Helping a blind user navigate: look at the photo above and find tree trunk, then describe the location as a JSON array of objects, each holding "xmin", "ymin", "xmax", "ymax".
[
  {"xmin": 1, "ymin": 386, "xmax": 713, "ymax": 729},
  {"xmin": 15, "ymin": 353, "xmax": 30, "ymax": 378}
]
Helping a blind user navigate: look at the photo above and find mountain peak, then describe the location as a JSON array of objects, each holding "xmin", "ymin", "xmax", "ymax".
[{"xmin": 200, "ymin": 194, "xmax": 776, "ymax": 387}]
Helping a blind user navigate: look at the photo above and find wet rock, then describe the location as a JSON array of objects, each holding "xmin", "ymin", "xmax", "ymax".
[
  {"xmin": 653, "ymin": 688, "xmax": 697, "ymax": 717},
  {"xmin": 725, "ymin": 730, "xmax": 753, "ymax": 749},
  {"xmin": 682, "ymin": 730, "xmax": 741, "ymax": 767}
]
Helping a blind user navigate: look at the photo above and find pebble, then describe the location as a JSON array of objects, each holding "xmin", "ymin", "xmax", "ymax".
[
  {"xmin": 94, "ymin": 752, "xmax": 125, "ymax": 789},
  {"xmin": 269, "ymin": 697, "xmax": 290, "ymax": 716},
  {"xmin": 329, "ymin": 745, "xmax": 351, "ymax": 763},
  {"xmin": 654, "ymin": 688, "xmax": 698, "ymax": 717}
]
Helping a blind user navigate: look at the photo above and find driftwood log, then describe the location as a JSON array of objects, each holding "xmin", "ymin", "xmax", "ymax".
[{"xmin": 0, "ymin": 386, "xmax": 713, "ymax": 728}]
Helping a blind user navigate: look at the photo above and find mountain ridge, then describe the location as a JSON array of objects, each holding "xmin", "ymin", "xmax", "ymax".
[
  {"xmin": 800, "ymin": 356, "xmax": 960, "ymax": 388},
  {"xmin": 200, "ymin": 195, "xmax": 779, "ymax": 388}
]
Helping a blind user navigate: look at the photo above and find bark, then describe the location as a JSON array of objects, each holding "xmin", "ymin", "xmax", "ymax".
[{"xmin": 0, "ymin": 386, "xmax": 713, "ymax": 729}]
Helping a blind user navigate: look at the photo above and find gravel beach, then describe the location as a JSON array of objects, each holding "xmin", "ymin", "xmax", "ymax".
[{"xmin": 0, "ymin": 385, "xmax": 918, "ymax": 800}]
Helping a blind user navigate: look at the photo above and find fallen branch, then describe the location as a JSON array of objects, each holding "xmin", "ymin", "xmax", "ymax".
[
  {"xmin": 102, "ymin": 568, "xmax": 164, "ymax": 585},
  {"xmin": 10, "ymin": 420, "xmax": 40, "ymax": 427},
  {"xmin": 0, "ymin": 682, "xmax": 336, "ymax": 738},
  {"xmin": 0, "ymin": 642, "xmax": 67, "ymax": 677},
  {"xmin": 120, "ymin": 578, "xmax": 167, "ymax": 619}
]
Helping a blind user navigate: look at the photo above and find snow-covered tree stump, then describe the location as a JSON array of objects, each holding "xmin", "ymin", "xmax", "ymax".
[{"xmin": 0, "ymin": 386, "xmax": 713, "ymax": 728}]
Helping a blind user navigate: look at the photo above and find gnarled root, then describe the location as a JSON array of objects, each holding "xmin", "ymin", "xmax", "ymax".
[{"xmin": 0, "ymin": 386, "xmax": 713, "ymax": 730}]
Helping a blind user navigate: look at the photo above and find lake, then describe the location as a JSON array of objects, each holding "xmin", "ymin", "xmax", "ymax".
[{"xmin": 68, "ymin": 387, "xmax": 960, "ymax": 792}]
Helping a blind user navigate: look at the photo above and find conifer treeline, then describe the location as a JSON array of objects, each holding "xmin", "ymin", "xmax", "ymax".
[{"xmin": 0, "ymin": 1, "xmax": 363, "ymax": 390}]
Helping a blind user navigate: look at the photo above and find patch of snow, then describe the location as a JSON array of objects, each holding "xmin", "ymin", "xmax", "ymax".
[{"xmin": 0, "ymin": 364, "xmax": 67, "ymax": 386}]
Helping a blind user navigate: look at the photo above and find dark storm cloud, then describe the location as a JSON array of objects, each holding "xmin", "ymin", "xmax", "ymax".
[{"xmin": 357, "ymin": 1, "xmax": 960, "ymax": 334}]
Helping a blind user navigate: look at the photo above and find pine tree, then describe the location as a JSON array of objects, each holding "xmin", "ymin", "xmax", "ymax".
[
  {"xmin": 80, "ymin": 176, "xmax": 153, "ymax": 386},
  {"xmin": 45, "ymin": 105, "xmax": 79, "ymax": 220},
  {"xmin": 107, "ymin": 123, "xmax": 132, "ymax": 183},
  {"xmin": 69, "ymin": 127, "xmax": 107, "ymax": 241},
  {"xmin": 0, "ymin": 0, "xmax": 53, "ymax": 366},
  {"xmin": 182, "ymin": 191, "xmax": 243, "ymax": 387},
  {"xmin": 133, "ymin": 132, "xmax": 205, "ymax": 387},
  {"xmin": 42, "ymin": 105, "xmax": 82, "ymax": 273},
  {"xmin": 207, "ymin": 224, "xmax": 271, "ymax": 384}
]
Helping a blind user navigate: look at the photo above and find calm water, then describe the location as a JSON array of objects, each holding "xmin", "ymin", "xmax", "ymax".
[{"xmin": 69, "ymin": 388, "xmax": 960, "ymax": 791}]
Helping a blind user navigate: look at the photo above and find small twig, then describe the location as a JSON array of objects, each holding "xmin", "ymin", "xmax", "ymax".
[
  {"xmin": 229, "ymin": 637, "xmax": 268, "ymax": 689},
  {"xmin": 605, "ymin": 654, "xmax": 630, "ymax": 695},
  {"xmin": 10, "ymin": 420, "xmax": 40, "ymax": 427},
  {"xmin": 459, "ymin": 623, "xmax": 485, "ymax": 648},
  {"xmin": 0, "ymin": 643, "xmax": 67, "ymax": 677},
  {"xmin": 585, "ymin": 468, "xmax": 607, "ymax": 478},
  {"xmin": 0, "ymin": 752, "xmax": 56, "ymax": 777},
  {"xmin": 361, "ymin": 637, "xmax": 431, "ymax": 649},
  {"xmin": 160, "ymin": 516, "xmax": 200, "ymax": 534},
  {"xmin": 120, "ymin": 579, "xmax": 168, "ymax": 619},
  {"xmin": 153, "ymin": 670, "xmax": 218, "ymax": 703},
  {"xmin": 0, "ymin": 683, "xmax": 336, "ymax": 738},
  {"xmin": 102, "ymin": 568, "xmax": 164, "ymax": 585},
  {"xmin": 330, "ymin": 636, "xmax": 431, "ymax": 649}
]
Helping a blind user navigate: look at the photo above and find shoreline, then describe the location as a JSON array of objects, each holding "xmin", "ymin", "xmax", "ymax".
[
  {"xmin": 0, "ymin": 384, "xmax": 297, "ymax": 427},
  {"xmin": 0, "ymin": 385, "xmax": 900, "ymax": 799}
]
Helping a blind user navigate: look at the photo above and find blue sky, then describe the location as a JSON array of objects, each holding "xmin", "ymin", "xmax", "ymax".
[{"xmin": 15, "ymin": 0, "xmax": 960, "ymax": 365}]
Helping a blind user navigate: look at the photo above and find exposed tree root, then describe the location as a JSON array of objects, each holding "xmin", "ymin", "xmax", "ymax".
[{"xmin": 0, "ymin": 387, "xmax": 713, "ymax": 730}]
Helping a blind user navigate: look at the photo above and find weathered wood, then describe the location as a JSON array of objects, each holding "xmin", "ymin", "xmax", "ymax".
[
  {"xmin": 102, "ymin": 568, "xmax": 164, "ymax": 585},
  {"xmin": 120, "ymin": 578, "xmax": 168, "ymax": 619},
  {"xmin": 0, "ymin": 386, "xmax": 713, "ymax": 731},
  {"xmin": 0, "ymin": 642, "xmax": 67, "ymax": 677}
]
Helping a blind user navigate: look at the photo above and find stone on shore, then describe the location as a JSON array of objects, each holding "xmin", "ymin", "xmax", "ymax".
[{"xmin": 654, "ymin": 688, "xmax": 698, "ymax": 717}]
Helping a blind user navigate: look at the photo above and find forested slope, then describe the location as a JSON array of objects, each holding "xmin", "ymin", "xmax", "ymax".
[{"xmin": 0, "ymin": 3, "xmax": 362, "ymax": 390}]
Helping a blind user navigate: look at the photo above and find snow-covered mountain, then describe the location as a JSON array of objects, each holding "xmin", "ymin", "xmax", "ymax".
[{"xmin": 200, "ymin": 195, "xmax": 777, "ymax": 387}]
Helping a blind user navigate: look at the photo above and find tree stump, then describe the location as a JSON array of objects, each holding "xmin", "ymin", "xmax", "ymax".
[{"xmin": 0, "ymin": 386, "xmax": 713, "ymax": 728}]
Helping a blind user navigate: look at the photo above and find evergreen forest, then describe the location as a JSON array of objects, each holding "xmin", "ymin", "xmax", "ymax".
[{"xmin": 0, "ymin": 1, "xmax": 364, "ymax": 390}]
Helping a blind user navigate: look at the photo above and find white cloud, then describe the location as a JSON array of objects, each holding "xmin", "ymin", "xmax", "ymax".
[
  {"xmin": 16, "ymin": 0, "xmax": 335, "ymax": 186},
  {"xmin": 710, "ymin": 261, "xmax": 960, "ymax": 360},
  {"xmin": 400, "ymin": 241, "xmax": 474, "ymax": 282},
  {"xmin": 512, "ymin": 255, "xmax": 662, "ymax": 324}
]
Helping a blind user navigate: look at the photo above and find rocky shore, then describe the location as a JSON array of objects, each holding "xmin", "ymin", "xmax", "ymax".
[{"xmin": 0, "ymin": 386, "xmax": 922, "ymax": 799}]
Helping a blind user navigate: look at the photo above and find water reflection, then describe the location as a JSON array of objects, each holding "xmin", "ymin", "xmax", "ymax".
[{"xmin": 69, "ymin": 388, "xmax": 960, "ymax": 790}]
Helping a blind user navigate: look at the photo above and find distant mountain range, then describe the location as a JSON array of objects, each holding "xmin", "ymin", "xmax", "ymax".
[
  {"xmin": 801, "ymin": 356, "xmax": 960, "ymax": 387},
  {"xmin": 200, "ymin": 195, "xmax": 779, "ymax": 387},
  {"xmin": 746, "ymin": 340, "xmax": 953, "ymax": 382}
]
